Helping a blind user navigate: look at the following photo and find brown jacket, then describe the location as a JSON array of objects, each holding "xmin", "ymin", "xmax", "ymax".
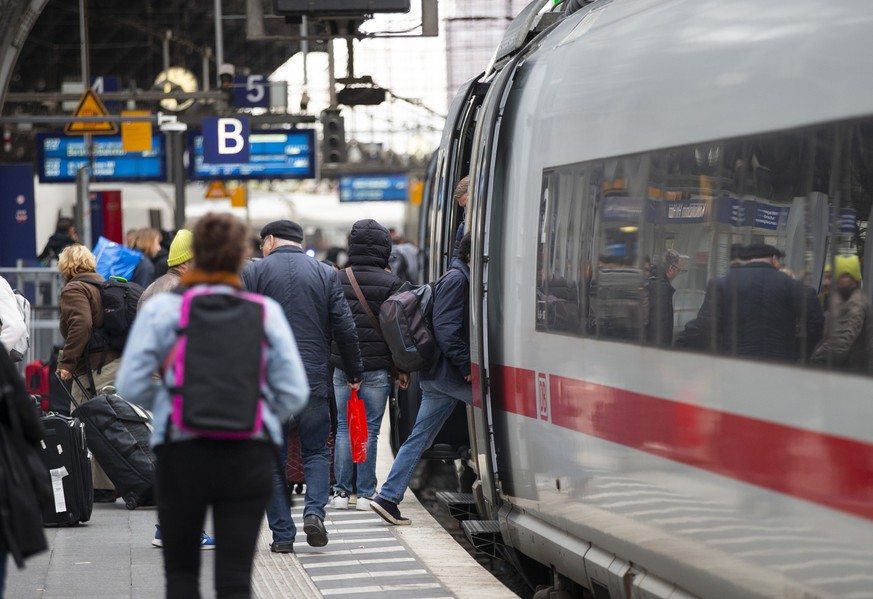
[
  {"xmin": 810, "ymin": 286, "xmax": 873, "ymax": 374},
  {"xmin": 137, "ymin": 268, "xmax": 183, "ymax": 310},
  {"xmin": 58, "ymin": 272, "xmax": 120, "ymax": 375}
]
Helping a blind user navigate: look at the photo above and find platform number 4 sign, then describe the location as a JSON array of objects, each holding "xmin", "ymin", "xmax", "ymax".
[
  {"xmin": 537, "ymin": 372, "xmax": 550, "ymax": 422},
  {"xmin": 233, "ymin": 75, "xmax": 269, "ymax": 108}
]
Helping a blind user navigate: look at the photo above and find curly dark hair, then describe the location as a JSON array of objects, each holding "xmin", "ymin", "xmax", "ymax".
[{"xmin": 192, "ymin": 213, "xmax": 249, "ymax": 273}]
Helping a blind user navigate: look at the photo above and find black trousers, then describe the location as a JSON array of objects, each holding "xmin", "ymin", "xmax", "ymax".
[{"xmin": 155, "ymin": 439, "xmax": 274, "ymax": 599}]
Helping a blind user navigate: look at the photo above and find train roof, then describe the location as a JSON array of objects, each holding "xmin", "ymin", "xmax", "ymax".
[{"xmin": 511, "ymin": 0, "xmax": 873, "ymax": 163}]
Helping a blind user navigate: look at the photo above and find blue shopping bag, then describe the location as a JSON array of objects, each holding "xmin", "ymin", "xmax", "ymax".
[{"xmin": 93, "ymin": 236, "xmax": 143, "ymax": 281}]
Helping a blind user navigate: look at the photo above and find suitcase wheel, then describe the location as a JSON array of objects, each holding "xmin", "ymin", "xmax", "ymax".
[
  {"xmin": 124, "ymin": 493, "xmax": 139, "ymax": 510},
  {"xmin": 294, "ymin": 484, "xmax": 304, "ymax": 495}
]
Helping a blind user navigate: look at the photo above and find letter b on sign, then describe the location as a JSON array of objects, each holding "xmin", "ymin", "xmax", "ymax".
[{"xmin": 202, "ymin": 117, "xmax": 250, "ymax": 164}]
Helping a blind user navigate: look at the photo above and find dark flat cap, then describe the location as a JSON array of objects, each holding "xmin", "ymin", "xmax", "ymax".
[
  {"xmin": 742, "ymin": 243, "xmax": 784, "ymax": 260},
  {"xmin": 261, "ymin": 220, "xmax": 303, "ymax": 243}
]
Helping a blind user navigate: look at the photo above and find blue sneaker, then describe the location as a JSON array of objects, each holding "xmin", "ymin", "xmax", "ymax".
[{"xmin": 152, "ymin": 525, "xmax": 216, "ymax": 550}]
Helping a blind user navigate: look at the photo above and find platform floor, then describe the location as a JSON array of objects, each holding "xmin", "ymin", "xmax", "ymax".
[{"xmin": 7, "ymin": 419, "xmax": 518, "ymax": 599}]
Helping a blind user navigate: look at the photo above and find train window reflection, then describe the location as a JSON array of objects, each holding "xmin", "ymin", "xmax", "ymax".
[{"xmin": 533, "ymin": 119, "xmax": 873, "ymax": 374}]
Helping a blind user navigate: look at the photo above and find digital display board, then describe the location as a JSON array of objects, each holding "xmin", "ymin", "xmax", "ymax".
[
  {"xmin": 339, "ymin": 173, "xmax": 408, "ymax": 202},
  {"xmin": 190, "ymin": 129, "xmax": 315, "ymax": 180},
  {"xmin": 37, "ymin": 133, "xmax": 166, "ymax": 183}
]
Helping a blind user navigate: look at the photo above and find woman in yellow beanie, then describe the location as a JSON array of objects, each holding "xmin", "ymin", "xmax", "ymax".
[
  {"xmin": 137, "ymin": 229, "xmax": 194, "ymax": 310},
  {"xmin": 810, "ymin": 255, "xmax": 873, "ymax": 373}
]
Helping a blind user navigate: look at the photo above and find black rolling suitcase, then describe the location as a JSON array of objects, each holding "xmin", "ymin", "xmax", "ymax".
[
  {"xmin": 69, "ymin": 377, "xmax": 156, "ymax": 510},
  {"xmin": 39, "ymin": 413, "xmax": 94, "ymax": 526}
]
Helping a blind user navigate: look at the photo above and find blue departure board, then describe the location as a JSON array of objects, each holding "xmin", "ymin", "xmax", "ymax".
[
  {"xmin": 339, "ymin": 173, "xmax": 408, "ymax": 202},
  {"xmin": 37, "ymin": 133, "xmax": 166, "ymax": 183},
  {"xmin": 190, "ymin": 129, "xmax": 316, "ymax": 180}
]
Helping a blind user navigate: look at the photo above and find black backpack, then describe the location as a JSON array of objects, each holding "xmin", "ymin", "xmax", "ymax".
[
  {"xmin": 165, "ymin": 288, "xmax": 267, "ymax": 439},
  {"xmin": 85, "ymin": 277, "xmax": 144, "ymax": 353},
  {"xmin": 378, "ymin": 281, "xmax": 439, "ymax": 372}
]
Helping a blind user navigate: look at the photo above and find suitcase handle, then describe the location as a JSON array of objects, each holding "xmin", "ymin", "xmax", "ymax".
[{"xmin": 54, "ymin": 371, "xmax": 83, "ymax": 410}]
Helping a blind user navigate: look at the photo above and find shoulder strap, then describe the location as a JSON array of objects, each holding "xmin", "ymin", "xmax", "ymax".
[{"xmin": 345, "ymin": 268, "xmax": 382, "ymax": 337}]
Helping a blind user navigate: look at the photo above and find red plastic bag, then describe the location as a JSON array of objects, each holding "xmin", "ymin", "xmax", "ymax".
[{"xmin": 348, "ymin": 389, "xmax": 368, "ymax": 463}]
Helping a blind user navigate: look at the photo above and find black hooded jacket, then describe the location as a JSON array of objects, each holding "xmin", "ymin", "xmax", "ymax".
[{"xmin": 331, "ymin": 220, "xmax": 403, "ymax": 372}]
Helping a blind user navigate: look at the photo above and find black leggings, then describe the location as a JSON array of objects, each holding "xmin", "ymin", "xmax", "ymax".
[{"xmin": 155, "ymin": 439, "xmax": 274, "ymax": 599}]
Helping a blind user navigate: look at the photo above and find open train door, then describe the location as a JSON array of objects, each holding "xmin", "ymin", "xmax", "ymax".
[
  {"xmin": 389, "ymin": 75, "xmax": 488, "ymax": 464},
  {"xmin": 467, "ymin": 55, "xmax": 525, "ymax": 521}
]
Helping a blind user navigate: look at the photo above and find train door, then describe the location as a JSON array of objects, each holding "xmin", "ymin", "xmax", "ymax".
[
  {"xmin": 467, "ymin": 57, "xmax": 523, "ymax": 520},
  {"xmin": 389, "ymin": 76, "xmax": 489, "ymax": 465}
]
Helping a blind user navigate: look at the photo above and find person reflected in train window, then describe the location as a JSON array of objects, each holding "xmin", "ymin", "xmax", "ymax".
[
  {"xmin": 677, "ymin": 244, "xmax": 823, "ymax": 361},
  {"xmin": 37, "ymin": 217, "xmax": 78, "ymax": 265},
  {"xmin": 729, "ymin": 243, "xmax": 747, "ymax": 268},
  {"xmin": 370, "ymin": 233, "xmax": 473, "ymax": 526},
  {"xmin": 589, "ymin": 254, "xmax": 648, "ymax": 341},
  {"xmin": 451, "ymin": 176, "xmax": 469, "ymax": 261},
  {"xmin": 809, "ymin": 255, "xmax": 873, "ymax": 374},
  {"xmin": 537, "ymin": 270, "xmax": 581, "ymax": 333},
  {"xmin": 645, "ymin": 249, "xmax": 687, "ymax": 347}
]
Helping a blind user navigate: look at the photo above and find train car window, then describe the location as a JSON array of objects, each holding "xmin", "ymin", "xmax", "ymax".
[
  {"xmin": 534, "ymin": 117, "xmax": 873, "ymax": 375},
  {"xmin": 589, "ymin": 158, "xmax": 648, "ymax": 342},
  {"xmin": 536, "ymin": 168, "xmax": 587, "ymax": 334}
]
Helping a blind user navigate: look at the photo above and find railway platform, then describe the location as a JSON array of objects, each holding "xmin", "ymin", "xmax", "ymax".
[{"xmin": 6, "ymin": 419, "xmax": 517, "ymax": 599}]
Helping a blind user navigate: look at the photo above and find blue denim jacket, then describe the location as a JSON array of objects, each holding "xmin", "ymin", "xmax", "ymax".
[{"xmin": 115, "ymin": 285, "xmax": 310, "ymax": 447}]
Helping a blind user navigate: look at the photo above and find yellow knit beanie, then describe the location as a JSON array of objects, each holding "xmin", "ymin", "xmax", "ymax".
[
  {"xmin": 834, "ymin": 254, "xmax": 861, "ymax": 283},
  {"xmin": 167, "ymin": 229, "xmax": 193, "ymax": 267}
]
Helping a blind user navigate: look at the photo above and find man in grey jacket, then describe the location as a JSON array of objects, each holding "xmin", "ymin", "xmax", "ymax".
[
  {"xmin": 243, "ymin": 220, "xmax": 363, "ymax": 552},
  {"xmin": 810, "ymin": 255, "xmax": 873, "ymax": 374}
]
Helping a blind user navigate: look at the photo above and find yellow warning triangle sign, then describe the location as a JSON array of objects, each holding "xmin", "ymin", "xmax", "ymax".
[
  {"xmin": 65, "ymin": 88, "xmax": 118, "ymax": 135},
  {"xmin": 205, "ymin": 181, "xmax": 230, "ymax": 199}
]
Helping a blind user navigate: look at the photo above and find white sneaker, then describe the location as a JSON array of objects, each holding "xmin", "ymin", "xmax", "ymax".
[
  {"xmin": 355, "ymin": 497, "xmax": 372, "ymax": 511},
  {"xmin": 329, "ymin": 492, "xmax": 350, "ymax": 510}
]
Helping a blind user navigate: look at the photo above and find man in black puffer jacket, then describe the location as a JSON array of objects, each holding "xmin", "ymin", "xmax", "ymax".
[
  {"xmin": 243, "ymin": 220, "xmax": 363, "ymax": 552},
  {"xmin": 329, "ymin": 219, "xmax": 407, "ymax": 512}
]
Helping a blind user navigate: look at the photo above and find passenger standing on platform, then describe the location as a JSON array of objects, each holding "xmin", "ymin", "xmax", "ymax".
[
  {"xmin": 242, "ymin": 220, "xmax": 363, "ymax": 552},
  {"xmin": 116, "ymin": 213, "xmax": 309, "ymax": 598},
  {"xmin": 55, "ymin": 244, "xmax": 119, "ymax": 500},
  {"xmin": 451, "ymin": 176, "xmax": 469, "ymax": 261},
  {"xmin": 137, "ymin": 229, "xmax": 193, "ymax": 309},
  {"xmin": 810, "ymin": 255, "xmax": 873, "ymax": 373},
  {"xmin": 130, "ymin": 228, "xmax": 161, "ymax": 288},
  {"xmin": 37, "ymin": 217, "xmax": 78, "ymax": 265},
  {"xmin": 329, "ymin": 220, "xmax": 409, "ymax": 512},
  {"xmin": 0, "ymin": 344, "xmax": 50, "ymax": 597},
  {"xmin": 0, "ymin": 275, "xmax": 28, "ymax": 362},
  {"xmin": 371, "ymin": 233, "xmax": 473, "ymax": 526},
  {"xmin": 645, "ymin": 249, "xmax": 686, "ymax": 347}
]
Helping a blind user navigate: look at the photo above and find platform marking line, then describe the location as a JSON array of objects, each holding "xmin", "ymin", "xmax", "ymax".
[
  {"xmin": 311, "ymin": 569, "xmax": 428, "ymax": 582},
  {"xmin": 297, "ymin": 546, "xmax": 408, "ymax": 558},
  {"xmin": 320, "ymin": 583, "xmax": 444, "ymax": 595},
  {"xmin": 302, "ymin": 557, "xmax": 417, "ymax": 569}
]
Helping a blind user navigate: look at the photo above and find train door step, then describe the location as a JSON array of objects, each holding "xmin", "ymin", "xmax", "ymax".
[
  {"xmin": 462, "ymin": 519, "xmax": 504, "ymax": 559},
  {"xmin": 435, "ymin": 491, "xmax": 477, "ymax": 521}
]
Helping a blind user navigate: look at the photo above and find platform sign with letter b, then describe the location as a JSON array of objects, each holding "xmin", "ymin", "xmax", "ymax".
[{"xmin": 202, "ymin": 117, "xmax": 250, "ymax": 164}]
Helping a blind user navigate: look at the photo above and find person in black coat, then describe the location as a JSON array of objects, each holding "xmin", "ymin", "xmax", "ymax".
[
  {"xmin": 0, "ymin": 346, "xmax": 51, "ymax": 592},
  {"xmin": 645, "ymin": 249, "xmax": 687, "ymax": 347},
  {"xmin": 37, "ymin": 217, "xmax": 77, "ymax": 265},
  {"xmin": 677, "ymin": 244, "xmax": 823, "ymax": 361},
  {"xmin": 329, "ymin": 220, "xmax": 408, "ymax": 511},
  {"xmin": 242, "ymin": 220, "xmax": 363, "ymax": 552}
]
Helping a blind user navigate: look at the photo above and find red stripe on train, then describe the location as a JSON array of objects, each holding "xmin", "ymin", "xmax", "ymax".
[{"xmin": 487, "ymin": 363, "xmax": 873, "ymax": 522}]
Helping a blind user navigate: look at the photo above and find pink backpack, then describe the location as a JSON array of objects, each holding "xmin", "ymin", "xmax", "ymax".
[{"xmin": 167, "ymin": 287, "xmax": 268, "ymax": 440}]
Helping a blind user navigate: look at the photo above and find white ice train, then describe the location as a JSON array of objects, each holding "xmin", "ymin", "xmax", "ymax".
[{"xmin": 424, "ymin": 0, "xmax": 873, "ymax": 597}]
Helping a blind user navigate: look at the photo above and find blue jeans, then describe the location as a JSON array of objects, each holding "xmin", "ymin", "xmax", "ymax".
[
  {"xmin": 266, "ymin": 394, "xmax": 331, "ymax": 544},
  {"xmin": 378, "ymin": 378, "xmax": 472, "ymax": 505},
  {"xmin": 333, "ymin": 368, "xmax": 391, "ymax": 498}
]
